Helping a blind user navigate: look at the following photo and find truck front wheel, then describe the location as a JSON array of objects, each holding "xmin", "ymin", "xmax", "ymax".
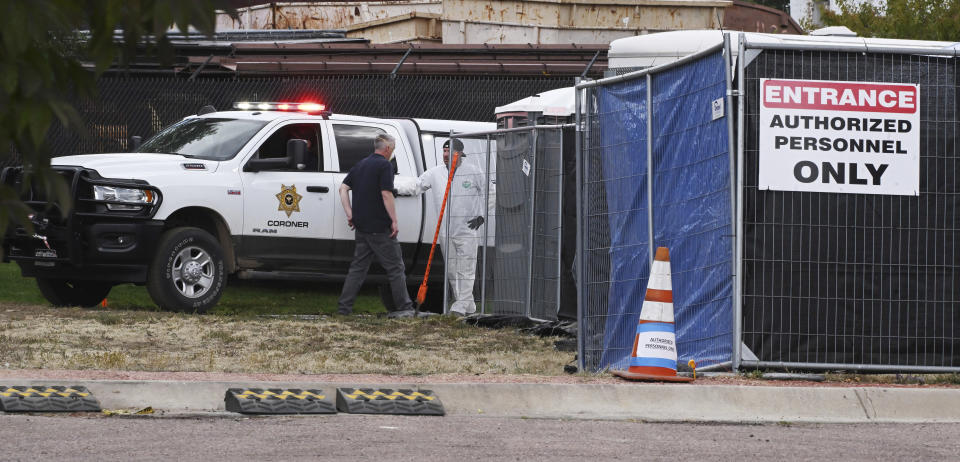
[
  {"xmin": 36, "ymin": 279, "xmax": 112, "ymax": 308},
  {"xmin": 147, "ymin": 227, "xmax": 225, "ymax": 313}
]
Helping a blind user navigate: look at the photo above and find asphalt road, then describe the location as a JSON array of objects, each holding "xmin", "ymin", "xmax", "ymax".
[{"xmin": 1, "ymin": 413, "xmax": 957, "ymax": 461}]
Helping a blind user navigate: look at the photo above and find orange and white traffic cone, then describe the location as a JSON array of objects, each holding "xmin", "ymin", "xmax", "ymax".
[{"xmin": 612, "ymin": 246, "xmax": 693, "ymax": 382}]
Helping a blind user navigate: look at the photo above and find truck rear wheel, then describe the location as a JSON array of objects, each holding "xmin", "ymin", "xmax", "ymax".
[
  {"xmin": 36, "ymin": 279, "xmax": 113, "ymax": 308},
  {"xmin": 147, "ymin": 227, "xmax": 225, "ymax": 313}
]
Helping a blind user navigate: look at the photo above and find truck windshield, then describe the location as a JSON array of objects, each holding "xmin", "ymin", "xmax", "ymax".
[{"xmin": 137, "ymin": 118, "xmax": 267, "ymax": 160}]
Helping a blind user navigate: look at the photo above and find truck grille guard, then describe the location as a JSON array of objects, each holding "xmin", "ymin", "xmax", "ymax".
[{"xmin": 1, "ymin": 165, "xmax": 163, "ymax": 265}]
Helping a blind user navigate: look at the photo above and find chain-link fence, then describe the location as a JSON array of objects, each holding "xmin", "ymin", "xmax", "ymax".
[
  {"xmin": 577, "ymin": 45, "xmax": 735, "ymax": 373},
  {"xmin": 440, "ymin": 125, "xmax": 569, "ymax": 321},
  {"xmin": 737, "ymin": 38, "xmax": 960, "ymax": 372},
  {"xmin": 0, "ymin": 74, "xmax": 573, "ymax": 169}
]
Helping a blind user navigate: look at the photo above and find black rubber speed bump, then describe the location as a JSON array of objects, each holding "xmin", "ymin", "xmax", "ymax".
[
  {"xmin": 0, "ymin": 386, "xmax": 101, "ymax": 412},
  {"xmin": 336, "ymin": 388, "xmax": 444, "ymax": 416},
  {"xmin": 224, "ymin": 388, "xmax": 336, "ymax": 414}
]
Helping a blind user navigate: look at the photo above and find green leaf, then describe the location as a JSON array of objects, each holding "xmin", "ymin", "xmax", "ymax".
[
  {"xmin": 0, "ymin": 65, "xmax": 16, "ymax": 94},
  {"xmin": 822, "ymin": 0, "xmax": 960, "ymax": 41},
  {"xmin": 1, "ymin": 0, "xmax": 227, "ymax": 230}
]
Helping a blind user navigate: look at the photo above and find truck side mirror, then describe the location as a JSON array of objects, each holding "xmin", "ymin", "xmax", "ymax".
[
  {"xmin": 287, "ymin": 139, "xmax": 308, "ymax": 171},
  {"xmin": 129, "ymin": 136, "xmax": 142, "ymax": 152}
]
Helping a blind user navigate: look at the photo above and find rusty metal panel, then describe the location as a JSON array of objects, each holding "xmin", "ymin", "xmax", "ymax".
[
  {"xmin": 344, "ymin": 12, "xmax": 442, "ymax": 43},
  {"xmin": 723, "ymin": 0, "xmax": 803, "ymax": 34},
  {"xmin": 216, "ymin": 1, "xmax": 730, "ymax": 44},
  {"xmin": 217, "ymin": 1, "xmax": 442, "ymax": 30},
  {"xmin": 440, "ymin": 0, "xmax": 728, "ymax": 28},
  {"xmin": 440, "ymin": 21, "xmax": 638, "ymax": 45}
]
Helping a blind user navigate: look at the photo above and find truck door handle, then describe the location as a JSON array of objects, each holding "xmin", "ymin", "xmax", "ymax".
[{"xmin": 306, "ymin": 186, "xmax": 329, "ymax": 193}]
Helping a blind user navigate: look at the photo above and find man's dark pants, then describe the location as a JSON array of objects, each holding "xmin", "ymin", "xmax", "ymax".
[{"xmin": 337, "ymin": 231, "xmax": 412, "ymax": 314}]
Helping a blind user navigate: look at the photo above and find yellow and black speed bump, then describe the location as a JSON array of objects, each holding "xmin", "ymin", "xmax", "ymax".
[
  {"xmin": 224, "ymin": 388, "xmax": 336, "ymax": 414},
  {"xmin": 0, "ymin": 386, "xmax": 101, "ymax": 412},
  {"xmin": 336, "ymin": 388, "xmax": 444, "ymax": 416}
]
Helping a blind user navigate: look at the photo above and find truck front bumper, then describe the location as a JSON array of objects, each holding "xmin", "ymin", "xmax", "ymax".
[
  {"xmin": 4, "ymin": 219, "xmax": 165, "ymax": 283},
  {"xmin": 1, "ymin": 165, "xmax": 164, "ymax": 284}
]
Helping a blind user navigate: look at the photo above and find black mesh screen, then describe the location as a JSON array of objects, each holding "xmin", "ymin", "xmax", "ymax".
[
  {"xmin": 4, "ymin": 73, "xmax": 571, "ymax": 166},
  {"xmin": 742, "ymin": 49, "xmax": 960, "ymax": 368}
]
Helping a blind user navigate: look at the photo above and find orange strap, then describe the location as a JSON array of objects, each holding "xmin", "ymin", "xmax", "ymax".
[{"xmin": 416, "ymin": 153, "xmax": 460, "ymax": 305}]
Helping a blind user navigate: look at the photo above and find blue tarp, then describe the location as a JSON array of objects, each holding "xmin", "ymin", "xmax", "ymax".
[
  {"xmin": 596, "ymin": 51, "xmax": 733, "ymax": 370},
  {"xmin": 597, "ymin": 78, "xmax": 650, "ymax": 370}
]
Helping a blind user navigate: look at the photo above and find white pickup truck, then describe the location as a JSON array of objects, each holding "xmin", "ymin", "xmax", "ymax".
[{"xmin": 1, "ymin": 103, "xmax": 494, "ymax": 312}]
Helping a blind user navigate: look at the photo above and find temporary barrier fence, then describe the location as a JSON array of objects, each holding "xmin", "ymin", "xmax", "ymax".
[
  {"xmin": 576, "ymin": 43, "xmax": 735, "ymax": 373},
  {"xmin": 444, "ymin": 125, "xmax": 571, "ymax": 321},
  {"xmin": 736, "ymin": 35, "xmax": 960, "ymax": 372},
  {"xmin": 577, "ymin": 31, "xmax": 960, "ymax": 374}
]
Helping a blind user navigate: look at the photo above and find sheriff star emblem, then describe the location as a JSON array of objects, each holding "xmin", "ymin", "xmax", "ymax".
[{"xmin": 276, "ymin": 184, "xmax": 303, "ymax": 217}]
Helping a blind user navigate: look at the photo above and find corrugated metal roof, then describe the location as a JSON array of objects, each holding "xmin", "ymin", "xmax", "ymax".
[
  {"xmin": 129, "ymin": 38, "xmax": 608, "ymax": 77},
  {"xmin": 95, "ymin": 26, "xmax": 607, "ymax": 77}
]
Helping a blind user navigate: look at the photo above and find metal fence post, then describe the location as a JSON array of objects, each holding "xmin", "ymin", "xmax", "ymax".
[
  {"xmin": 733, "ymin": 34, "xmax": 746, "ymax": 372},
  {"xmin": 646, "ymin": 74, "xmax": 655, "ymax": 263},
  {"xmin": 443, "ymin": 130, "xmax": 453, "ymax": 315},
  {"xmin": 555, "ymin": 127, "xmax": 564, "ymax": 319},
  {"xmin": 481, "ymin": 133, "xmax": 492, "ymax": 315},
  {"xmin": 723, "ymin": 33, "xmax": 739, "ymax": 372},
  {"xmin": 575, "ymin": 82, "xmax": 586, "ymax": 372},
  {"xmin": 525, "ymin": 127, "xmax": 539, "ymax": 319}
]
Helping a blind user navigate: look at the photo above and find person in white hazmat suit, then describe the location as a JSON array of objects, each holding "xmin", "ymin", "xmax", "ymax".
[{"xmin": 398, "ymin": 138, "xmax": 494, "ymax": 316}]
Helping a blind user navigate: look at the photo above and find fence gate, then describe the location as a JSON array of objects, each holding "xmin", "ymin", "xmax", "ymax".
[
  {"xmin": 736, "ymin": 36, "xmax": 960, "ymax": 372},
  {"xmin": 576, "ymin": 43, "xmax": 736, "ymax": 373},
  {"xmin": 578, "ymin": 33, "xmax": 960, "ymax": 374},
  {"xmin": 445, "ymin": 125, "xmax": 570, "ymax": 321}
]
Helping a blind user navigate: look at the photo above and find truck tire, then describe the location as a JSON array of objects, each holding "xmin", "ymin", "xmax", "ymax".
[
  {"xmin": 36, "ymin": 279, "xmax": 113, "ymax": 308},
  {"xmin": 147, "ymin": 227, "xmax": 225, "ymax": 313}
]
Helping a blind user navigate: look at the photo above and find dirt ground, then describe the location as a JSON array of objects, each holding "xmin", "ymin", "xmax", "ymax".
[
  {"xmin": 2, "ymin": 301, "xmax": 959, "ymax": 388},
  {"xmin": 0, "ymin": 302, "xmax": 572, "ymax": 376}
]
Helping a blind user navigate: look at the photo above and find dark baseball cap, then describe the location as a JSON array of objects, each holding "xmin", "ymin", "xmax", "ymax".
[{"xmin": 442, "ymin": 138, "xmax": 464, "ymax": 151}]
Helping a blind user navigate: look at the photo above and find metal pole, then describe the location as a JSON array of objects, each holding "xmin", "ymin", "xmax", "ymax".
[
  {"xmin": 577, "ymin": 44, "xmax": 724, "ymax": 89},
  {"xmin": 575, "ymin": 80, "xmax": 586, "ymax": 372},
  {"xmin": 443, "ymin": 130, "xmax": 452, "ymax": 315},
  {"xmin": 646, "ymin": 74, "xmax": 655, "ymax": 265},
  {"xmin": 555, "ymin": 127, "xmax": 564, "ymax": 319},
  {"xmin": 525, "ymin": 128, "xmax": 539, "ymax": 319},
  {"xmin": 733, "ymin": 34, "xmax": 747, "ymax": 372},
  {"xmin": 723, "ymin": 33, "xmax": 738, "ymax": 372},
  {"xmin": 743, "ymin": 360, "xmax": 960, "ymax": 374},
  {"xmin": 481, "ymin": 133, "xmax": 492, "ymax": 315},
  {"xmin": 450, "ymin": 124, "xmax": 571, "ymax": 138},
  {"xmin": 739, "ymin": 37, "xmax": 960, "ymax": 57},
  {"xmin": 580, "ymin": 50, "xmax": 601, "ymax": 79},
  {"xmin": 695, "ymin": 361, "xmax": 733, "ymax": 373},
  {"xmin": 390, "ymin": 45, "xmax": 414, "ymax": 77}
]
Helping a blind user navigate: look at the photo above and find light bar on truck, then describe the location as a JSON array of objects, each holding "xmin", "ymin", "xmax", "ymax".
[{"xmin": 232, "ymin": 101, "xmax": 328, "ymax": 114}]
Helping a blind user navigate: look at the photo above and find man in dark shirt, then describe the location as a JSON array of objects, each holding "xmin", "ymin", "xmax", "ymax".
[{"xmin": 337, "ymin": 133, "xmax": 416, "ymax": 317}]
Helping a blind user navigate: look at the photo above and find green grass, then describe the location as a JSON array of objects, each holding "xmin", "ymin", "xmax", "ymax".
[{"xmin": 0, "ymin": 261, "xmax": 385, "ymax": 316}]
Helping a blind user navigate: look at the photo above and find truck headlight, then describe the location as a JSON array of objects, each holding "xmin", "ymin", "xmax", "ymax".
[{"xmin": 93, "ymin": 185, "xmax": 157, "ymax": 211}]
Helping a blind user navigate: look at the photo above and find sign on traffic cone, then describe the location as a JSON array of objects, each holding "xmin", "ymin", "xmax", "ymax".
[{"xmin": 612, "ymin": 247, "xmax": 693, "ymax": 382}]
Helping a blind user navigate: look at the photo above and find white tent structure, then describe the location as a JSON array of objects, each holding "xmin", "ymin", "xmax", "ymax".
[{"xmin": 494, "ymin": 86, "xmax": 576, "ymax": 119}]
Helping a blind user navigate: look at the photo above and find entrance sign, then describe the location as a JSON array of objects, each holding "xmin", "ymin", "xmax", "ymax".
[{"xmin": 759, "ymin": 78, "xmax": 920, "ymax": 195}]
